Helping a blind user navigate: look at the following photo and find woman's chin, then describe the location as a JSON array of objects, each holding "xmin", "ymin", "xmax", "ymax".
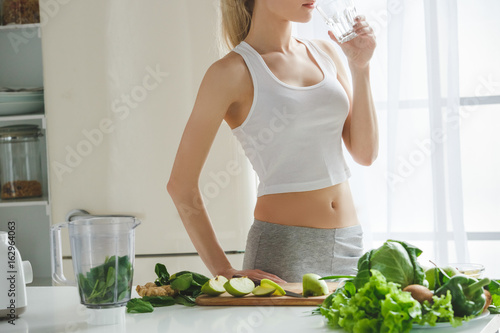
[{"xmin": 293, "ymin": 14, "xmax": 313, "ymax": 24}]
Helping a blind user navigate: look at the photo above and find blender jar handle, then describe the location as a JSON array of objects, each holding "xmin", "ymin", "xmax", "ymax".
[{"xmin": 50, "ymin": 222, "xmax": 75, "ymax": 286}]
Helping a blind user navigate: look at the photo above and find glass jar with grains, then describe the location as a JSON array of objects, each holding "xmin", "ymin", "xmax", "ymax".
[
  {"xmin": 2, "ymin": 0, "xmax": 40, "ymax": 25},
  {"xmin": 0, "ymin": 124, "xmax": 43, "ymax": 200}
]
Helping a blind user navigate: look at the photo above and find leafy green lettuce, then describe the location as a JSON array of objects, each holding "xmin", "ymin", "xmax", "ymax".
[
  {"xmin": 487, "ymin": 279, "xmax": 500, "ymax": 314},
  {"xmin": 417, "ymin": 291, "xmax": 462, "ymax": 327},
  {"xmin": 318, "ymin": 269, "xmax": 461, "ymax": 332},
  {"xmin": 320, "ymin": 269, "xmax": 422, "ymax": 333},
  {"xmin": 354, "ymin": 240, "xmax": 426, "ymax": 290}
]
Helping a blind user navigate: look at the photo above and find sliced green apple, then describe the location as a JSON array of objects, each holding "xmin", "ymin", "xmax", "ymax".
[
  {"xmin": 224, "ymin": 277, "xmax": 255, "ymax": 297},
  {"xmin": 252, "ymin": 285, "xmax": 276, "ymax": 296},
  {"xmin": 260, "ymin": 278, "xmax": 286, "ymax": 296},
  {"xmin": 201, "ymin": 275, "xmax": 228, "ymax": 296},
  {"xmin": 303, "ymin": 273, "xmax": 329, "ymax": 296}
]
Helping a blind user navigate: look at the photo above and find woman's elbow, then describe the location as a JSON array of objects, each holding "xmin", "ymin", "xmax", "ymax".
[
  {"xmin": 167, "ymin": 177, "xmax": 198, "ymax": 199},
  {"xmin": 354, "ymin": 151, "xmax": 378, "ymax": 166},
  {"xmin": 166, "ymin": 179, "xmax": 177, "ymax": 196},
  {"xmin": 166, "ymin": 178, "xmax": 185, "ymax": 198}
]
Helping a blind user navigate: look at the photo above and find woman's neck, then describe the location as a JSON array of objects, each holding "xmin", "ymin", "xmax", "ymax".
[{"xmin": 244, "ymin": 5, "xmax": 295, "ymax": 54}]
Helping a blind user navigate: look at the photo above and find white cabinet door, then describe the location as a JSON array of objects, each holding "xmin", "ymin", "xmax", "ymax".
[{"xmin": 41, "ymin": 1, "xmax": 256, "ymax": 270}]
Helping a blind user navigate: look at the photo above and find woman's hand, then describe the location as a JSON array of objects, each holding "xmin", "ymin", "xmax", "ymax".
[
  {"xmin": 221, "ymin": 268, "xmax": 287, "ymax": 284},
  {"xmin": 328, "ymin": 15, "xmax": 376, "ymax": 69}
]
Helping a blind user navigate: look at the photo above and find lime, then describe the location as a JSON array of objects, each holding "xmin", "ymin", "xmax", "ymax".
[
  {"xmin": 224, "ymin": 277, "xmax": 255, "ymax": 297},
  {"xmin": 201, "ymin": 275, "xmax": 228, "ymax": 296},
  {"xmin": 260, "ymin": 278, "xmax": 286, "ymax": 296}
]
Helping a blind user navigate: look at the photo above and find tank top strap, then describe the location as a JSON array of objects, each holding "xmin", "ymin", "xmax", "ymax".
[
  {"xmin": 232, "ymin": 42, "xmax": 270, "ymax": 86},
  {"xmin": 295, "ymin": 37, "xmax": 338, "ymax": 77}
]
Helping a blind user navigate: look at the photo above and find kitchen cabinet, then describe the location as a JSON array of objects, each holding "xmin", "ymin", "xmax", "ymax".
[
  {"xmin": 39, "ymin": 0, "xmax": 256, "ymax": 285},
  {"xmin": 2, "ymin": 1, "xmax": 255, "ymax": 288},
  {"xmin": 1, "ymin": 0, "xmax": 261, "ymax": 289},
  {"xmin": 0, "ymin": 23, "xmax": 51, "ymax": 285}
]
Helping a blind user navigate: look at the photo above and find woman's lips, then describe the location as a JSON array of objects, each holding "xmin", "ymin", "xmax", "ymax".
[{"xmin": 302, "ymin": 2, "xmax": 315, "ymax": 9}]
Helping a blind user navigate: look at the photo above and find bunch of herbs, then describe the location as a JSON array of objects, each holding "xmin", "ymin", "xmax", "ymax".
[{"xmin": 126, "ymin": 263, "xmax": 210, "ymax": 313}]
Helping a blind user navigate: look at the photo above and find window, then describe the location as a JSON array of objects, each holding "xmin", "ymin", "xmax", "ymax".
[{"xmin": 296, "ymin": 0, "xmax": 500, "ymax": 277}]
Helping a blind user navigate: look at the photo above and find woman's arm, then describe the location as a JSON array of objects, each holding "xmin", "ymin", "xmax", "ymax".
[
  {"xmin": 343, "ymin": 61, "xmax": 378, "ymax": 166},
  {"xmin": 315, "ymin": 16, "xmax": 378, "ymax": 166},
  {"xmin": 167, "ymin": 55, "xmax": 285, "ymax": 283}
]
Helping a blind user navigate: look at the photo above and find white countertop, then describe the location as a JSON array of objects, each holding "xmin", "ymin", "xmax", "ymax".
[{"xmin": 0, "ymin": 287, "xmax": 499, "ymax": 333}]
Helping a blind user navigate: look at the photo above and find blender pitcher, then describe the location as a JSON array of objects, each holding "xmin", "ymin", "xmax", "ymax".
[{"xmin": 50, "ymin": 210, "xmax": 140, "ymax": 324}]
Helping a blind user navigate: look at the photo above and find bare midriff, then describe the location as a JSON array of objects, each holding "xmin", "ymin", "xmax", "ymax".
[{"xmin": 253, "ymin": 181, "xmax": 359, "ymax": 229}]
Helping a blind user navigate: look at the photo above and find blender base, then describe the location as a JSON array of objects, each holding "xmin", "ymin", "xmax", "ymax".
[{"xmin": 86, "ymin": 306, "xmax": 125, "ymax": 326}]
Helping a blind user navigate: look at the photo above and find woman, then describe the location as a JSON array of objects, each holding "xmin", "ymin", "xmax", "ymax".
[{"xmin": 167, "ymin": 0, "xmax": 377, "ymax": 283}]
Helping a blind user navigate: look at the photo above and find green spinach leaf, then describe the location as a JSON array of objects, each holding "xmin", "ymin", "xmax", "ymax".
[
  {"xmin": 126, "ymin": 298, "xmax": 154, "ymax": 313},
  {"xmin": 170, "ymin": 270, "xmax": 209, "ymax": 286},
  {"xmin": 77, "ymin": 255, "xmax": 132, "ymax": 305},
  {"xmin": 154, "ymin": 263, "xmax": 170, "ymax": 286},
  {"xmin": 142, "ymin": 296, "xmax": 176, "ymax": 307},
  {"xmin": 175, "ymin": 294, "xmax": 196, "ymax": 307},
  {"xmin": 170, "ymin": 273, "xmax": 193, "ymax": 291}
]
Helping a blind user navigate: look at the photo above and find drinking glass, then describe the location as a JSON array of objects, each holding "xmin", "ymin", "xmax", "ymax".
[{"xmin": 316, "ymin": 0, "xmax": 358, "ymax": 43}]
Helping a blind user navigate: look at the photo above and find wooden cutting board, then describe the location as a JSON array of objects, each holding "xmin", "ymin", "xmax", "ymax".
[{"xmin": 195, "ymin": 282, "xmax": 338, "ymax": 306}]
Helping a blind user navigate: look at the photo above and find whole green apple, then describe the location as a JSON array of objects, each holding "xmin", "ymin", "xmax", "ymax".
[
  {"xmin": 424, "ymin": 267, "xmax": 440, "ymax": 290},
  {"xmin": 303, "ymin": 273, "xmax": 329, "ymax": 297}
]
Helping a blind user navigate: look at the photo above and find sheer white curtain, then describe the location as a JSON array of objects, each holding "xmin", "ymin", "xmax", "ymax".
[{"xmin": 295, "ymin": 0, "xmax": 500, "ymax": 276}]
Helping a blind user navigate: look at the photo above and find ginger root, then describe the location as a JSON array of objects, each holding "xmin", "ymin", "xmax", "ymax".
[{"xmin": 136, "ymin": 282, "xmax": 177, "ymax": 297}]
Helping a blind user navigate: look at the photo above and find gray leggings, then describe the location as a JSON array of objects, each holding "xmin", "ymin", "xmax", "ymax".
[{"xmin": 242, "ymin": 219, "xmax": 363, "ymax": 282}]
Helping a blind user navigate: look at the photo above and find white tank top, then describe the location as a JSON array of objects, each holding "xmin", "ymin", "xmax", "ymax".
[{"xmin": 232, "ymin": 37, "xmax": 351, "ymax": 197}]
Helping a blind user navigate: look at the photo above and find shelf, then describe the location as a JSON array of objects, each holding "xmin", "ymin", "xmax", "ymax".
[
  {"xmin": 0, "ymin": 112, "xmax": 46, "ymax": 128},
  {"xmin": 0, "ymin": 112, "xmax": 44, "ymax": 121},
  {"xmin": 0, "ymin": 23, "xmax": 41, "ymax": 39},
  {"xmin": 0, "ymin": 195, "xmax": 48, "ymax": 208},
  {"xmin": 0, "ymin": 23, "xmax": 40, "ymax": 31}
]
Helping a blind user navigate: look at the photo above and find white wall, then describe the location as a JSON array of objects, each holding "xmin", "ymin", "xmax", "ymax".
[{"xmin": 40, "ymin": 0, "xmax": 255, "ymax": 283}]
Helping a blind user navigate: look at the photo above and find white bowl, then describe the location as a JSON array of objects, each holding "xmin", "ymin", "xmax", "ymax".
[{"xmin": 448, "ymin": 263, "xmax": 485, "ymax": 279}]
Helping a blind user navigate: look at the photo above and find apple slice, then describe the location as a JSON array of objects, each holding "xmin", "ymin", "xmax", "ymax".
[
  {"xmin": 201, "ymin": 275, "xmax": 228, "ymax": 296},
  {"xmin": 252, "ymin": 285, "xmax": 276, "ymax": 296},
  {"xmin": 224, "ymin": 277, "xmax": 255, "ymax": 297},
  {"xmin": 260, "ymin": 278, "xmax": 286, "ymax": 296},
  {"xmin": 302, "ymin": 273, "xmax": 329, "ymax": 296}
]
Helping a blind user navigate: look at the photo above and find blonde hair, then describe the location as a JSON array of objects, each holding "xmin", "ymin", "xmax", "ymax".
[{"xmin": 220, "ymin": 0, "xmax": 255, "ymax": 51}]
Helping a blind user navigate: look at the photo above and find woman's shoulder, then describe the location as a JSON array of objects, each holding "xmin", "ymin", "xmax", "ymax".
[
  {"xmin": 205, "ymin": 50, "xmax": 251, "ymax": 86},
  {"xmin": 198, "ymin": 50, "xmax": 252, "ymax": 106}
]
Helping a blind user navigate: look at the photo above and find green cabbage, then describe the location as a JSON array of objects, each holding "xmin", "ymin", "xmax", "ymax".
[{"xmin": 353, "ymin": 240, "xmax": 426, "ymax": 290}]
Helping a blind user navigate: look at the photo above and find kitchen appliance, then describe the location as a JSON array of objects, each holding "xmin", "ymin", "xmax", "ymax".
[
  {"xmin": 0, "ymin": 230, "xmax": 33, "ymax": 319},
  {"xmin": 50, "ymin": 209, "xmax": 141, "ymax": 325},
  {"xmin": 0, "ymin": 124, "xmax": 43, "ymax": 200}
]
